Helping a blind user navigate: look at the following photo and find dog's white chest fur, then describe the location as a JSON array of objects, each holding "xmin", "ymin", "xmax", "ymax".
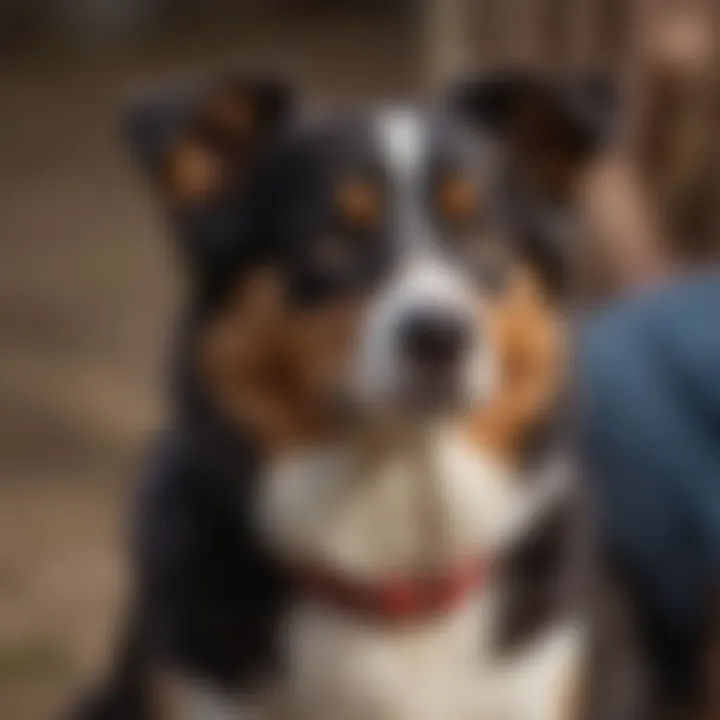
[
  {"xmin": 285, "ymin": 592, "xmax": 492, "ymax": 720},
  {"xmin": 259, "ymin": 428, "xmax": 514, "ymax": 577},
  {"xmin": 252, "ymin": 429, "xmax": 581, "ymax": 720}
]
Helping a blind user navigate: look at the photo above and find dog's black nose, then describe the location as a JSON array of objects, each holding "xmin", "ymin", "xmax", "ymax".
[{"xmin": 400, "ymin": 310, "xmax": 472, "ymax": 365}]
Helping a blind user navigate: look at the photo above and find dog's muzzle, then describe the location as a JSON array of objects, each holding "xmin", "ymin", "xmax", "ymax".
[
  {"xmin": 398, "ymin": 307, "xmax": 476, "ymax": 412},
  {"xmin": 351, "ymin": 255, "xmax": 495, "ymax": 419}
]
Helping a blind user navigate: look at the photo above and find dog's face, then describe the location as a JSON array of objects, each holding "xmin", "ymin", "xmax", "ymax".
[
  {"xmin": 195, "ymin": 110, "xmax": 549, "ymax": 447},
  {"xmin": 251, "ymin": 110, "xmax": 513, "ymax": 423},
  {"xmin": 128, "ymin": 72, "xmax": 612, "ymax": 451}
]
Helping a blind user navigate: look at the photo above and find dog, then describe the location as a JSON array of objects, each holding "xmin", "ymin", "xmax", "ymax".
[{"xmin": 74, "ymin": 70, "xmax": 641, "ymax": 720}]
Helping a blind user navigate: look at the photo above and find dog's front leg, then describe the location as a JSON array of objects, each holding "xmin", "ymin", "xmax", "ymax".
[{"xmin": 486, "ymin": 621, "xmax": 586, "ymax": 720}]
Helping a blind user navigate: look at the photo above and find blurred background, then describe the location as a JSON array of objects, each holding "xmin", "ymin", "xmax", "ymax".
[{"xmin": 0, "ymin": 1, "xmax": 717, "ymax": 718}]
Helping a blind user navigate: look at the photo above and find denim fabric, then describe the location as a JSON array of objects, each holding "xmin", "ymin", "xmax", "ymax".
[{"xmin": 578, "ymin": 274, "xmax": 720, "ymax": 696}]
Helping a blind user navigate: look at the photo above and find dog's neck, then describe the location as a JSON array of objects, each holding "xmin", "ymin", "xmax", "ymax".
[{"xmin": 258, "ymin": 420, "xmax": 531, "ymax": 582}]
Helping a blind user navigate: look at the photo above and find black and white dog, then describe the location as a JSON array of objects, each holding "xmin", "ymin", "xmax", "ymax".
[{"xmin": 75, "ymin": 72, "xmax": 642, "ymax": 720}]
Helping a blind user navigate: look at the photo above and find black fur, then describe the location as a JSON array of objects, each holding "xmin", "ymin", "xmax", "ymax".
[{"xmin": 72, "ymin": 321, "xmax": 290, "ymax": 718}]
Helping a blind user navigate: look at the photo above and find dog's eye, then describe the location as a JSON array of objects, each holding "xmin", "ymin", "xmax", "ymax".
[
  {"xmin": 335, "ymin": 178, "xmax": 382, "ymax": 231},
  {"xmin": 165, "ymin": 139, "xmax": 226, "ymax": 203},
  {"xmin": 436, "ymin": 174, "xmax": 480, "ymax": 225}
]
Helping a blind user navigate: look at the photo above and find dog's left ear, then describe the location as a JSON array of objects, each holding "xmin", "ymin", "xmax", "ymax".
[
  {"xmin": 125, "ymin": 73, "xmax": 294, "ymax": 205},
  {"xmin": 447, "ymin": 70, "xmax": 617, "ymax": 194},
  {"xmin": 124, "ymin": 73, "xmax": 295, "ymax": 300}
]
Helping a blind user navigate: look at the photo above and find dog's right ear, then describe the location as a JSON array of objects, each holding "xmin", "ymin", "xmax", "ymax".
[
  {"xmin": 125, "ymin": 73, "xmax": 294, "ymax": 206},
  {"xmin": 447, "ymin": 70, "xmax": 616, "ymax": 168},
  {"xmin": 447, "ymin": 71, "xmax": 617, "ymax": 300}
]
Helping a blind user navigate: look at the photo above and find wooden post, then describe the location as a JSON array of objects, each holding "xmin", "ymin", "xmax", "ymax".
[
  {"xmin": 420, "ymin": 0, "xmax": 472, "ymax": 93},
  {"xmin": 567, "ymin": 0, "xmax": 599, "ymax": 70},
  {"xmin": 505, "ymin": 0, "xmax": 545, "ymax": 65}
]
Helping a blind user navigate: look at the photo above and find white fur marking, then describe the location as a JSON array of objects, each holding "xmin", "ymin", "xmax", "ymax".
[
  {"xmin": 258, "ymin": 434, "xmax": 580, "ymax": 720},
  {"xmin": 374, "ymin": 109, "xmax": 427, "ymax": 184}
]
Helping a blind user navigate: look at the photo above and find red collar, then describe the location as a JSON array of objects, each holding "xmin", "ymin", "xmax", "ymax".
[{"xmin": 294, "ymin": 559, "xmax": 488, "ymax": 623}]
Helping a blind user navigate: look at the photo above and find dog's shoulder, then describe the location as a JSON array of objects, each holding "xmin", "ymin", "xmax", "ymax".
[
  {"xmin": 131, "ymin": 426, "xmax": 291, "ymax": 688},
  {"xmin": 131, "ymin": 430, "xmax": 227, "ymax": 573}
]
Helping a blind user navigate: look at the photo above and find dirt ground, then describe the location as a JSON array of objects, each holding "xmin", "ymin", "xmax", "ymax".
[{"xmin": 0, "ymin": 12, "xmax": 418, "ymax": 718}]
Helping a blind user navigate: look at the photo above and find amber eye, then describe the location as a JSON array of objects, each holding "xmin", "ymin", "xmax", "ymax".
[
  {"xmin": 335, "ymin": 178, "xmax": 382, "ymax": 230},
  {"xmin": 437, "ymin": 174, "xmax": 479, "ymax": 224},
  {"xmin": 165, "ymin": 140, "xmax": 225, "ymax": 203}
]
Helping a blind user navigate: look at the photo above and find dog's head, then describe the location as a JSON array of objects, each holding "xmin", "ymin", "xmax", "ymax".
[{"xmin": 126, "ymin": 71, "xmax": 613, "ymax": 455}]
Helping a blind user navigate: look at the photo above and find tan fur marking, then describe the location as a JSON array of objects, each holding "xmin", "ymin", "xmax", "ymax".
[
  {"xmin": 163, "ymin": 85, "xmax": 265, "ymax": 204},
  {"xmin": 466, "ymin": 265, "xmax": 564, "ymax": 464},
  {"xmin": 199, "ymin": 269, "xmax": 300, "ymax": 447},
  {"xmin": 165, "ymin": 140, "xmax": 225, "ymax": 203},
  {"xmin": 199, "ymin": 271, "xmax": 363, "ymax": 451}
]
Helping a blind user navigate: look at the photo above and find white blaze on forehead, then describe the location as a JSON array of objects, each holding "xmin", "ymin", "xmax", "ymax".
[
  {"xmin": 374, "ymin": 108, "xmax": 431, "ymax": 253},
  {"xmin": 374, "ymin": 108, "xmax": 428, "ymax": 185},
  {"xmin": 389, "ymin": 255, "xmax": 478, "ymax": 312}
]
